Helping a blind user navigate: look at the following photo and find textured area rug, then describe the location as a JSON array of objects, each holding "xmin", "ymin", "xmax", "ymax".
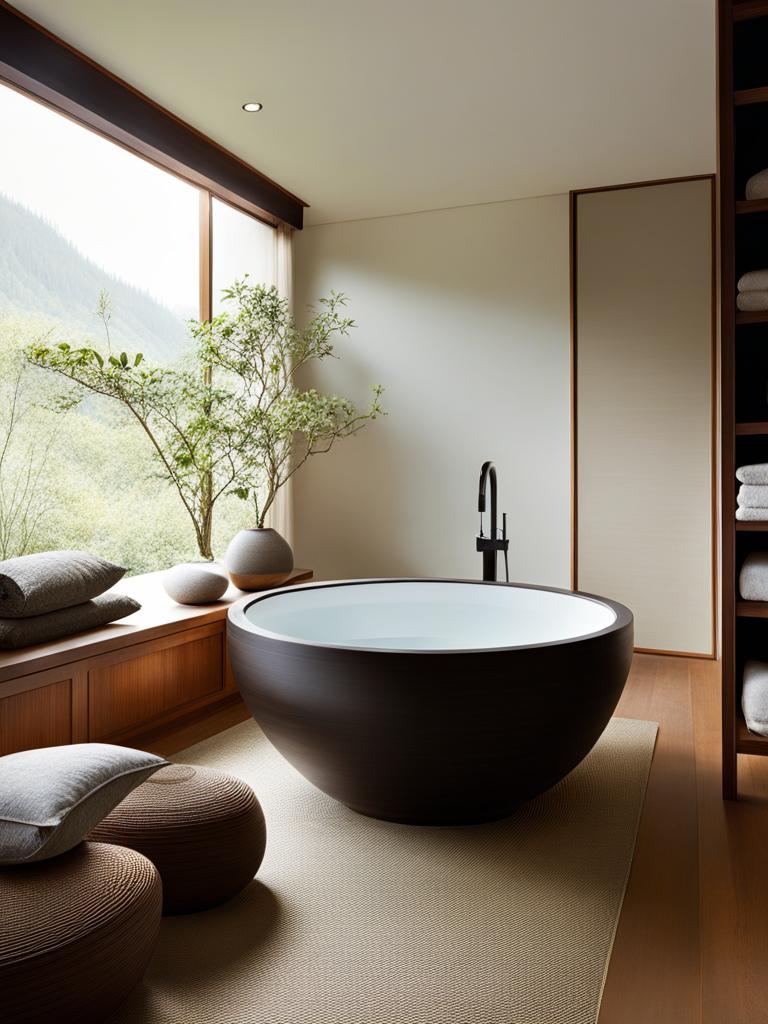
[{"xmin": 111, "ymin": 716, "xmax": 658, "ymax": 1024}]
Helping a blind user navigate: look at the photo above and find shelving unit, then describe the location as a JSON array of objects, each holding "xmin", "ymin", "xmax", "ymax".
[
  {"xmin": 719, "ymin": 0, "xmax": 768, "ymax": 796},
  {"xmin": 734, "ymin": 86, "xmax": 768, "ymax": 105},
  {"xmin": 733, "ymin": 0, "xmax": 768, "ymax": 20},
  {"xmin": 737, "ymin": 600, "xmax": 768, "ymax": 616},
  {"xmin": 736, "ymin": 198, "xmax": 768, "ymax": 213}
]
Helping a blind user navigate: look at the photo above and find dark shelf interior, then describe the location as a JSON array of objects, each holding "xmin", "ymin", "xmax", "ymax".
[
  {"xmin": 734, "ymin": 15, "xmax": 768, "ymax": 88},
  {"xmin": 735, "ymin": 330, "xmax": 768, "ymax": 419},
  {"xmin": 734, "ymin": 105, "xmax": 768, "ymax": 206}
]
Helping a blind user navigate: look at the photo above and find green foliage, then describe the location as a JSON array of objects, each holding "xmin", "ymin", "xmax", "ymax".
[
  {"xmin": 26, "ymin": 280, "xmax": 383, "ymax": 558},
  {"xmin": 0, "ymin": 315, "xmax": 256, "ymax": 573},
  {"xmin": 192, "ymin": 281, "xmax": 384, "ymax": 527},
  {"xmin": 0, "ymin": 195, "xmax": 191, "ymax": 360}
]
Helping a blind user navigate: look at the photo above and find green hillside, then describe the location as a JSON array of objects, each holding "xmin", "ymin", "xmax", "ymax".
[{"xmin": 0, "ymin": 193, "xmax": 191, "ymax": 360}]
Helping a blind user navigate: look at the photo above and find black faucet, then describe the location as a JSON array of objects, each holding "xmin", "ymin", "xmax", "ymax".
[{"xmin": 476, "ymin": 461, "xmax": 510, "ymax": 582}]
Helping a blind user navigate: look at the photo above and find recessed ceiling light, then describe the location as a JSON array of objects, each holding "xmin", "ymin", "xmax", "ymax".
[{"xmin": 242, "ymin": 102, "xmax": 263, "ymax": 112}]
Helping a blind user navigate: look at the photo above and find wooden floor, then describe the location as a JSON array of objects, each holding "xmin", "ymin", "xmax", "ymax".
[
  {"xmin": 153, "ymin": 653, "xmax": 767, "ymax": 1024},
  {"xmin": 601, "ymin": 653, "xmax": 768, "ymax": 1024}
]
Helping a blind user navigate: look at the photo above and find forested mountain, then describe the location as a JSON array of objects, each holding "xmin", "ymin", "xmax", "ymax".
[{"xmin": 0, "ymin": 194, "xmax": 191, "ymax": 360}]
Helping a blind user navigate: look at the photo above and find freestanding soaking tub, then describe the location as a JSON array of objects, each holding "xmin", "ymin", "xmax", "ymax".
[{"xmin": 228, "ymin": 579, "xmax": 633, "ymax": 825}]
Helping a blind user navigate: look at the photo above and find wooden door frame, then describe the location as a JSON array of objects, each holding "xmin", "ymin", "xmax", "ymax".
[{"xmin": 569, "ymin": 173, "xmax": 718, "ymax": 660}]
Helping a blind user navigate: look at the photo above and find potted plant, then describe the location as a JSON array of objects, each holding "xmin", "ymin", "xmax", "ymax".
[
  {"xmin": 27, "ymin": 283, "xmax": 383, "ymax": 589},
  {"xmin": 193, "ymin": 280, "xmax": 384, "ymax": 588}
]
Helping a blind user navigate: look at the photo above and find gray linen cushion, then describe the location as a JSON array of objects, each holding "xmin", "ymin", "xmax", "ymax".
[
  {"xmin": 0, "ymin": 593, "xmax": 140, "ymax": 649},
  {"xmin": 0, "ymin": 550, "xmax": 126, "ymax": 617},
  {"xmin": 0, "ymin": 743, "xmax": 167, "ymax": 864},
  {"xmin": 743, "ymin": 661, "xmax": 768, "ymax": 737}
]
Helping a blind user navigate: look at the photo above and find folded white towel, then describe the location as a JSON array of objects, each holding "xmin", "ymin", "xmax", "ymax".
[
  {"xmin": 737, "ymin": 290, "xmax": 768, "ymax": 311},
  {"xmin": 736, "ymin": 506, "xmax": 768, "ymax": 521},
  {"xmin": 743, "ymin": 661, "xmax": 768, "ymax": 736},
  {"xmin": 740, "ymin": 552, "xmax": 768, "ymax": 601},
  {"xmin": 738, "ymin": 484, "xmax": 768, "ymax": 508},
  {"xmin": 738, "ymin": 269, "xmax": 768, "ymax": 292},
  {"xmin": 737, "ymin": 464, "xmax": 768, "ymax": 484},
  {"xmin": 746, "ymin": 169, "xmax": 768, "ymax": 201}
]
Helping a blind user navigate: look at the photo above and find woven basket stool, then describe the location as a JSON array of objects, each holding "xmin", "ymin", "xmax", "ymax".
[
  {"xmin": 90, "ymin": 763, "xmax": 266, "ymax": 915},
  {"xmin": 0, "ymin": 841, "xmax": 161, "ymax": 1024}
]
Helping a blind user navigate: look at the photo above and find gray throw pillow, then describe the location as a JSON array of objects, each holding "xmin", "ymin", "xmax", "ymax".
[
  {"xmin": 0, "ymin": 743, "xmax": 168, "ymax": 864},
  {"xmin": 0, "ymin": 593, "xmax": 140, "ymax": 649},
  {"xmin": 0, "ymin": 550, "xmax": 126, "ymax": 618}
]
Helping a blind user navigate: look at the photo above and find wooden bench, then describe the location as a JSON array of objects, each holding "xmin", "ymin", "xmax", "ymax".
[{"xmin": 0, "ymin": 568, "xmax": 312, "ymax": 756}]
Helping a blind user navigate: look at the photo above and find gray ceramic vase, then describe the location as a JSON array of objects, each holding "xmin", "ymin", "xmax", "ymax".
[
  {"xmin": 162, "ymin": 561, "xmax": 230, "ymax": 605},
  {"xmin": 225, "ymin": 528, "xmax": 294, "ymax": 591}
]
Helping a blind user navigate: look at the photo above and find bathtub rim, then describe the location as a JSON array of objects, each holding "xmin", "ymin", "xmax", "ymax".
[{"xmin": 227, "ymin": 577, "xmax": 633, "ymax": 656}]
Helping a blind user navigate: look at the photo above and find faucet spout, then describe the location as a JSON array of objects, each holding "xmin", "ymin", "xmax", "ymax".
[
  {"xmin": 476, "ymin": 461, "xmax": 509, "ymax": 582},
  {"xmin": 478, "ymin": 460, "xmax": 497, "ymax": 534}
]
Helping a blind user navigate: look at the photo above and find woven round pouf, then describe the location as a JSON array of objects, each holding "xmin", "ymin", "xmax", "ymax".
[
  {"xmin": 89, "ymin": 763, "xmax": 266, "ymax": 914},
  {"xmin": 0, "ymin": 842, "xmax": 161, "ymax": 1024}
]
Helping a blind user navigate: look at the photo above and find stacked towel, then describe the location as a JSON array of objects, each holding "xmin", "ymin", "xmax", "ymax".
[
  {"xmin": 0, "ymin": 550, "xmax": 140, "ymax": 649},
  {"xmin": 746, "ymin": 168, "xmax": 768, "ymax": 201},
  {"xmin": 736, "ymin": 465, "xmax": 768, "ymax": 520},
  {"xmin": 743, "ymin": 661, "xmax": 768, "ymax": 737},
  {"xmin": 737, "ymin": 270, "xmax": 768, "ymax": 312},
  {"xmin": 737, "ymin": 464, "xmax": 768, "ymax": 484},
  {"xmin": 740, "ymin": 551, "xmax": 768, "ymax": 600}
]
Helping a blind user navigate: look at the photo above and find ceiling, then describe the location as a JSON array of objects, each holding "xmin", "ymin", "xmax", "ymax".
[{"xmin": 13, "ymin": 0, "xmax": 716, "ymax": 226}]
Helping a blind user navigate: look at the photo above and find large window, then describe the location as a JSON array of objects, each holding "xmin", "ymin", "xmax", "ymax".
[
  {"xmin": 212, "ymin": 198, "xmax": 277, "ymax": 317},
  {"xmin": 0, "ymin": 81, "xmax": 277, "ymax": 572}
]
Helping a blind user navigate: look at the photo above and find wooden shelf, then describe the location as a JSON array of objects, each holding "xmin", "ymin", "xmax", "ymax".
[
  {"xmin": 733, "ymin": 0, "xmax": 768, "ymax": 20},
  {"xmin": 736, "ymin": 198, "xmax": 768, "ymax": 214},
  {"xmin": 719, "ymin": 0, "xmax": 768, "ymax": 791},
  {"xmin": 734, "ymin": 86, "xmax": 768, "ymax": 105},
  {"xmin": 736, "ymin": 310, "xmax": 768, "ymax": 324},
  {"xmin": 737, "ymin": 600, "xmax": 768, "ymax": 616},
  {"xmin": 737, "ymin": 715, "xmax": 768, "ymax": 754}
]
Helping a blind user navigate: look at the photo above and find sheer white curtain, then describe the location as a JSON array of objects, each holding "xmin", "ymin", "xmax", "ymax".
[{"xmin": 265, "ymin": 222, "xmax": 294, "ymax": 547}]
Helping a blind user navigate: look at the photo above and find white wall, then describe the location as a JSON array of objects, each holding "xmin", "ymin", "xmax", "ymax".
[{"xmin": 292, "ymin": 196, "xmax": 571, "ymax": 586}]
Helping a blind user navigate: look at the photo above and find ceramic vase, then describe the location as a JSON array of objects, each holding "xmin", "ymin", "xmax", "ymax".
[
  {"xmin": 225, "ymin": 528, "xmax": 294, "ymax": 591},
  {"xmin": 162, "ymin": 561, "xmax": 230, "ymax": 605}
]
